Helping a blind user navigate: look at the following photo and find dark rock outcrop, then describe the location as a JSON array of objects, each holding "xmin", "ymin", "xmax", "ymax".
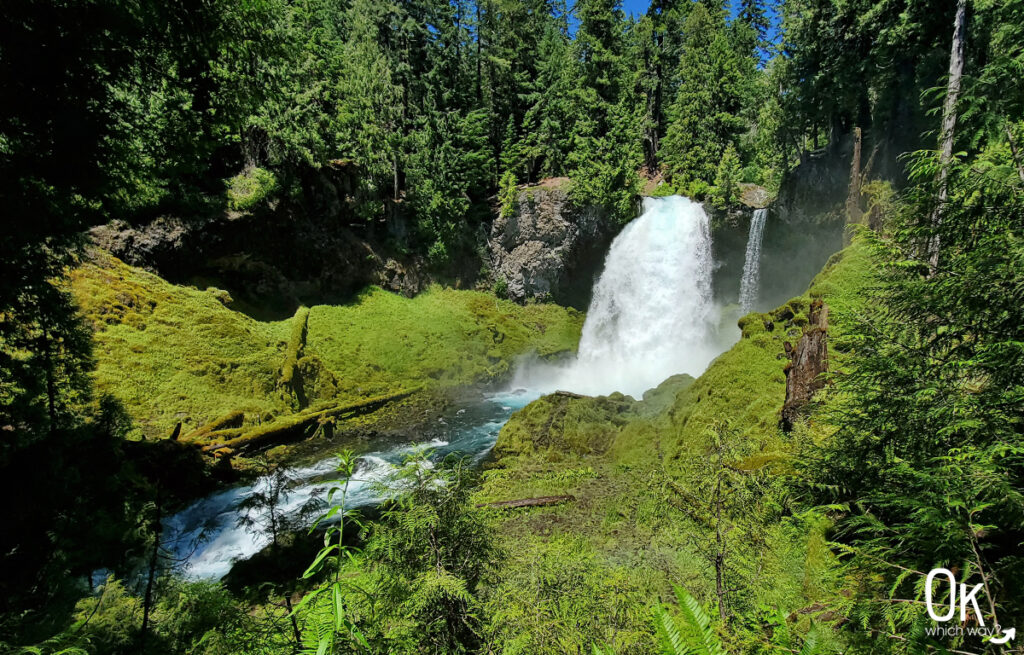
[
  {"xmin": 90, "ymin": 209, "xmax": 432, "ymax": 317},
  {"xmin": 780, "ymin": 299, "xmax": 829, "ymax": 431},
  {"xmin": 488, "ymin": 181, "xmax": 616, "ymax": 309},
  {"xmin": 773, "ymin": 140, "xmax": 852, "ymax": 226}
]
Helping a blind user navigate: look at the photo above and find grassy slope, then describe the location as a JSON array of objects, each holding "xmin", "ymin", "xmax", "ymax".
[
  {"xmin": 477, "ymin": 240, "xmax": 878, "ymax": 655},
  {"xmin": 71, "ymin": 252, "xmax": 583, "ymax": 440},
  {"xmin": 307, "ymin": 287, "xmax": 583, "ymax": 399},
  {"xmin": 71, "ymin": 253, "xmax": 291, "ymax": 437}
]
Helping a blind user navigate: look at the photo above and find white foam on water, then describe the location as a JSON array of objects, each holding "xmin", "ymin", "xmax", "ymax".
[{"xmin": 165, "ymin": 396, "xmax": 529, "ymax": 580}]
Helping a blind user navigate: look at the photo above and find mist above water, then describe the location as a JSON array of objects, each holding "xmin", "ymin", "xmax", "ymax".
[{"xmin": 512, "ymin": 196, "xmax": 738, "ymax": 398}]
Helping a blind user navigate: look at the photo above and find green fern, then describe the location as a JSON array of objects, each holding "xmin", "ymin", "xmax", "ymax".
[
  {"xmin": 653, "ymin": 603, "xmax": 688, "ymax": 655},
  {"xmin": 797, "ymin": 626, "xmax": 820, "ymax": 655},
  {"xmin": 652, "ymin": 586, "xmax": 727, "ymax": 655}
]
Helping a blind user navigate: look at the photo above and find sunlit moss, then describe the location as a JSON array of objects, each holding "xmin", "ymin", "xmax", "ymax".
[
  {"xmin": 71, "ymin": 253, "xmax": 584, "ymax": 440},
  {"xmin": 305, "ymin": 286, "xmax": 583, "ymax": 399}
]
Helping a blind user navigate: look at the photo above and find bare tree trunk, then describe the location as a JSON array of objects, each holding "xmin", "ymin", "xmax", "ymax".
[
  {"xmin": 42, "ymin": 325, "xmax": 56, "ymax": 436},
  {"xmin": 1005, "ymin": 122, "xmax": 1024, "ymax": 184},
  {"xmin": 393, "ymin": 154, "xmax": 399, "ymax": 201},
  {"xmin": 845, "ymin": 126, "xmax": 864, "ymax": 244},
  {"xmin": 928, "ymin": 0, "xmax": 967, "ymax": 274},
  {"xmin": 140, "ymin": 493, "xmax": 163, "ymax": 652},
  {"xmin": 475, "ymin": 1, "xmax": 482, "ymax": 105}
]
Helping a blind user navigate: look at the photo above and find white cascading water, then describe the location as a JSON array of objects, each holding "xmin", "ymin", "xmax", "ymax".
[
  {"xmin": 738, "ymin": 208, "xmax": 768, "ymax": 313},
  {"xmin": 513, "ymin": 195, "xmax": 726, "ymax": 398}
]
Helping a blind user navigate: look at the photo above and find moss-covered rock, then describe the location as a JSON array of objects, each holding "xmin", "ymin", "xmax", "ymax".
[
  {"xmin": 225, "ymin": 167, "xmax": 278, "ymax": 213},
  {"xmin": 494, "ymin": 392, "xmax": 634, "ymax": 460},
  {"xmin": 493, "ymin": 374, "xmax": 695, "ymax": 463}
]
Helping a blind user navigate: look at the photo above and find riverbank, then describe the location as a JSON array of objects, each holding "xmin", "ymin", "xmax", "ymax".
[
  {"xmin": 70, "ymin": 250, "xmax": 584, "ymax": 469},
  {"xmin": 472, "ymin": 240, "xmax": 878, "ymax": 652}
]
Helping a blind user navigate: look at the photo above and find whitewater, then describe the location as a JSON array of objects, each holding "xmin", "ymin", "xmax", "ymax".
[
  {"xmin": 512, "ymin": 195, "xmax": 735, "ymax": 397},
  {"xmin": 739, "ymin": 208, "xmax": 768, "ymax": 313}
]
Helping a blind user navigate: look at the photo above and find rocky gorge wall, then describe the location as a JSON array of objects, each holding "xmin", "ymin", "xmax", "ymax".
[
  {"xmin": 90, "ymin": 210, "xmax": 434, "ymax": 319},
  {"xmin": 486, "ymin": 174, "xmax": 847, "ymax": 317},
  {"xmin": 89, "ymin": 152, "xmax": 851, "ymax": 324},
  {"xmin": 487, "ymin": 180, "xmax": 618, "ymax": 310}
]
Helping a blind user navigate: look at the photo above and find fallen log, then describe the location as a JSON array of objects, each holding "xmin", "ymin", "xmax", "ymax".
[
  {"xmin": 476, "ymin": 495, "xmax": 576, "ymax": 510},
  {"xmin": 194, "ymin": 427, "xmax": 245, "ymax": 444},
  {"xmin": 201, "ymin": 388, "xmax": 420, "ymax": 454},
  {"xmin": 182, "ymin": 410, "xmax": 245, "ymax": 442}
]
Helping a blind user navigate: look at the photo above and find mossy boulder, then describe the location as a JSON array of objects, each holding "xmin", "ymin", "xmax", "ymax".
[
  {"xmin": 494, "ymin": 374, "xmax": 695, "ymax": 462},
  {"xmin": 225, "ymin": 167, "xmax": 278, "ymax": 213},
  {"xmin": 494, "ymin": 392, "xmax": 636, "ymax": 461}
]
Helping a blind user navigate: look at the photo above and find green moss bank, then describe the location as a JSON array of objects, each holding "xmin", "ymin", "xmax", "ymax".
[{"xmin": 71, "ymin": 251, "xmax": 583, "ymax": 443}]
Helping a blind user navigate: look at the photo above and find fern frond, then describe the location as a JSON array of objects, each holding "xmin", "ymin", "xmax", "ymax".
[
  {"xmin": 673, "ymin": 586, "xmax": 726, "ymax": 655},
  {"xmin": 653, "ymin": 604, "xmax": 687, "ymax": 655},
  {"xmin": 798, "ymin": 625, "xmax": 820, "ymax": 655}
]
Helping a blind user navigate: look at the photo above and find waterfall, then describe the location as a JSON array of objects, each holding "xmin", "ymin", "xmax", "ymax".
[
  {"xmin": 738, "ymin": 208, "xmax": 768, "ymax": 313},
  {"xmin": 514, "ymin": 196, "xmax": 724, "ymax": 398}
]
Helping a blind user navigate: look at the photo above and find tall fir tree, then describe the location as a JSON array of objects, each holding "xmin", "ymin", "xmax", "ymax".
[
  {"xmin": 336, "ymin": 0, "xmax": 404, "ymax": 214},
  {"xmin": 661, "ymin": 2, "xmax": 746, "ymax": 186}
]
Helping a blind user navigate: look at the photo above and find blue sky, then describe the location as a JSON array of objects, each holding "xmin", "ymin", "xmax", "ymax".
[
  {"xmin": 620, "ymin": 0, "xmax": 653, "ymax": 17},
  {"xmin": 618, "ymin": 0, "xmax": 761, "ymax": 19},
  {"xmin": 581, "ymin": 1, "xmax": 784, "ymax": 54}
]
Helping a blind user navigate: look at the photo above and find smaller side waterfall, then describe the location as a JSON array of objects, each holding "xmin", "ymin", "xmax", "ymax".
[{"xmin": 738, "ymin": 208, "xmax": 768, "ymax": 313}]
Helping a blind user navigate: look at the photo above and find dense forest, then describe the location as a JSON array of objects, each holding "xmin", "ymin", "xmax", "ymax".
[{"xmin": 2, "ymin": 0, "xmax": 1023, "ymax": 653}]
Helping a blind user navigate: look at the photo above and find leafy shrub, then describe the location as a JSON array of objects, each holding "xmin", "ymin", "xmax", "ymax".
[
  {"xmin": 493, "ymin": 276, "xmax": 509, "ymax": 299},
  {"xmin": 499, "ymin": 169, "xmax": 519, "ymax": 220},
  {"xmin": 225, "ymin": 167, "xmax": 278, "ymax": 212},
  {"xmin": 650, "ymin": 182, "xmax": 680, "ymax": 197},
  {"xmin": 683, "ymin": 179, "xmax": 711, "ymax": 200}
]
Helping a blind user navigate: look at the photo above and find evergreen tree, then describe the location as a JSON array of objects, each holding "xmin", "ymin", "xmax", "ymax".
[
  {"xmin": 661, "ymin": 2, "xmax": 746, "ymax": 186},
  {"xmin": 712, "ymin": 143, "xmax": 742, "ymax": 208},
  {"xmin": 807, "ymin": 153, "xmax": 1024, "ymax": 650},
  {"xmin": 362, "ymin": 454, "xmax": 499, "ymax": 653},
  {"xmin": 750, "ymin": 59, "xmax": 789, "ymax": 190},
  {"xmin": 737, "ymin": 0, "xmax": 771, "ymax": 57},
  {"xmin": 0, "ymin": 0, "xmax": 183, "ymax": 624},
  {"xmin": 249, "ymin": 0, "xmax": 347, "ymax": 171},
  {"xmin": 336, "ymin": 0, "xmax": 404, "ymax": 214},
  {"xmin": 573, "ymin": 0, "xmax": 627, "ymax": 112},
  {"xmin": 519, "ymin": 2, "xmax": 575, "ymax": 179}
]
